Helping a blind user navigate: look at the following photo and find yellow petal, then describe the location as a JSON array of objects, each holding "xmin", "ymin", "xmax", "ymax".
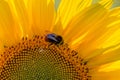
[
  {"xmin": 97, "ymin": 8, "xmax": 120, "ymax": 48},
  {"xmin": 65, "ymin": 4, "xmax": 120, "ymax": 58},
  {"xmin": 7, "ymin": 0, "xmax": 32, "ymax": 37},
  {"xmin": 92, "ymin": 0, "xmax": 113, "ymax": 9},
  {"xmin": 88, "ymin": 44, "xmax": 120, "ymax": 67},
  {"xmin": 0, "ymin": 0, "xmax": 22, "ymax": 46},
  {"xmin": 99, "ymin": 28, "xmax": 120, "ymax": 48},
  {"xmin": 109, "ymin": 7, "xmax": 120, "ymax": 16},
  {"xmin": 90, "ymin": 60, "xmax": 120, "ymax": 80},
  {"xmin": 52, "ymin": 18, "xmax": 63, "ymax": 35},
  {"xmin": 99, "ymin": 0, "xmax": 113, "ymax": 9},
  {"xmin": 32, "ymin": 0, "xmax": 54, "ymax": 34},
  {"xmin": 99, "ymin": 60, "xmax": 120, "ymax": 72},
  {"xmin": 57, "ymin": 0, "xmax": 92, "ymax": 28},
  {"xmin": 91, "ymin": 69, "xmax": 120, "ymax": 80},
  {"xmin": 62, "ymin": 4, "xmax": 108, "ymax": 46}
]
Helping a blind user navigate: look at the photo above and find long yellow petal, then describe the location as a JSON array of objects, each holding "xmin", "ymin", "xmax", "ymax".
[
  {"xmin": 64, "ymin": 4, "xmax": 120, "ymax": 58},
  {"xmin": 99, "ymin": 60, "xmax": 120, "ymax": 72},
  {"xmin": 88, "ymin": 44, "xmax": 120, "ymax": 67},
  {"xmin": 62, "ymin": 4, "xmax": 108, "ymax": 45},
  {"xmin": 91, "ymin": 69, "xmax": 120, "ymax": 80},
  {"xmin": 110, "ymin": 7, "xmax": 120, "ymax": 16},
  {"xmin": 57, "ymin": 0, "xmax": 92, "ymax": 28},
  {"xmin": 99, "ymin": 0, "xmax": 113, "ymax": 9},
  {"xmin": 0, "ymin": 0, "xmax": 22, "ymax": 46},
  {"xmin": 32, "ymin": 0, "xmax": 54, "ymax": 34},
  {"xmin": 7, "ymin": 0, "xmax": 32, "ymax": 37}
]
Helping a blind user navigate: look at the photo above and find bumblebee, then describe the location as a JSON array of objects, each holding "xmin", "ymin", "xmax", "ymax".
[{"xmin": 45, "ymin": 33, "xmax": 63, "ymax": 45}]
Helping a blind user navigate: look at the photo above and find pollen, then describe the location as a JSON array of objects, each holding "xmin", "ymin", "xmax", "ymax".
[{"xmin": 0, "ymin": 34, "xmax": 91, "ymax": 80}]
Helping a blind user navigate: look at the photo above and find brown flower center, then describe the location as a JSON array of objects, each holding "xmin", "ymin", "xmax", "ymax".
[{"xmin": 0, "ymin": 34, "xmax": 91, "ymax": 80}]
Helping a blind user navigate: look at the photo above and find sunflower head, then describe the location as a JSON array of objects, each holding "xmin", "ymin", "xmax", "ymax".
[{"xmin": 0, "ymin": 0, "xmax": 120, "ymax": 80}]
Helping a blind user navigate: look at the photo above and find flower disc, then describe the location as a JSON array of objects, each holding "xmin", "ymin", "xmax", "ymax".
[{"xmin": 0, "ymin": 35, "xmax": 90, "ymax": 80}]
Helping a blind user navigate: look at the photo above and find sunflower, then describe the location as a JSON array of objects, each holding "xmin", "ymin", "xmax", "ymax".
[{"xmin": 0, "ymin": 0, "xmax": 120, "ymax": 80}]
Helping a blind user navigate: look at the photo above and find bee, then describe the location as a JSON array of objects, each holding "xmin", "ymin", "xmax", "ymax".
[{"xmin": 45, "ymin": 33, "xmax": 63, "ymax": 45}]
